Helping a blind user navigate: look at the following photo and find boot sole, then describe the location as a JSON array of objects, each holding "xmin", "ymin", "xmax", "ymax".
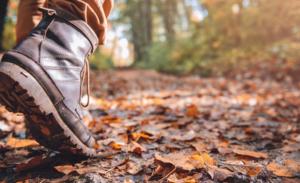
[{"xmin": 0, "ymin": 62, "xmax": 97, "ymax": 157}]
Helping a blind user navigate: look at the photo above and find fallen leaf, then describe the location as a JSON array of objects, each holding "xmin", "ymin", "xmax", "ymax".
[
  {"xmin": 267, "ymin": 162, "xmax": 293, "ymax": 177},
  {"xmin": 284, "ymin": 159, "xmax": 300, "ymax": 173},
  {"xmin": 245, "ymin": 164, "xmax": 263, "ymax": 177},
  {"xmin": 131, "ymin": 132, "xmax": 151, "ymax": 141},
  {"xmin": 267, "ymin": 159, "xmax": 300, "ymax": 178},
  {"xmin": 54, "ymin": 165, "xmax": 76, "ymax": 175},
  {"xmin": 191, "ymin": 153, "xmax": 215, "ymax": 167},
  {"xmin": 155, "ymin": 152, "xmax": 193, "ymax": 171},
  {"xmin": 6, "ymin": 137, "xmax": 39, "ymax": 148},
  {"xmin": 75, "ymin": 167, "xmax": 106, "ymax": 175},
  {"xmin": 126, "ymin": 160, "xmax": 143, "ymax": 175},
  {"xmin": 233, "ymin": 149, "xmax": 268, "ymax": 159},
  {"xmin": 171, "ymin": 130, "xmax": 197, "ymax": 141},
  {"xmin": 186, "ymin": 105, "xmax": 199, "ymax": 118},
  {"xmin": 127, "ymin": 141, "xmax": 147, "ymax": 154},
  {"xmin": 222, "ymin": 160, "xmax": 263, "ymax": 177},
  {"xmin": 100, "ymin": 116, "xmax": 122, "ymax": 124},
  {"xmin": 168, "ymin": 174, "xmax": 197, "ymax": 183},
  {"xmin": 155, "ymin": 152, "xmax": 215, "ymax": 171},
  {"xmin": 109, "ymin": 141, "xmax": 124, "ymax": 150},
  {"xmin": 191, "ymin": 141, "xmax": 208, "ymax": 152},
  {"xmin": 207, "ymin": 166, "xmax": 234, "ymax": 181}
]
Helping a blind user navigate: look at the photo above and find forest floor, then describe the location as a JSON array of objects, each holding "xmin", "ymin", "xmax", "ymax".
[{"xmin": 0, "ymin": 65, "xmax": 300, "ymax": 182}]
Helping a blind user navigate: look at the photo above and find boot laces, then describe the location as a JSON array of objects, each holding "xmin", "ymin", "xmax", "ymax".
[{"xmin": 81, "ymin": 58, "xmax": 91, "ymax": 108}]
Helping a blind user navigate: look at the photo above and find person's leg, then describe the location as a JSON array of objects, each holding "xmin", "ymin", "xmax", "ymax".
[
  {"xmin": 47, "ymin": 0, "xmax": 113, "ymax": 44},
  {"xmin": 16, "ymin": 0, "xmax": 114, "ymax": 45},
  {"xmin": 16, "ymin": 0, "xmax": 46, "ymax": 44},
  {"xmin": 0, "ymin": 0, "xmax": 114, "ymax": 157}
]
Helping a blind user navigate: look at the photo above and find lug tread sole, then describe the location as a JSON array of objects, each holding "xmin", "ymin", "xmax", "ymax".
[{"xmin": 0, "ymin": 63, "xmax": 97, "ymax": 157}]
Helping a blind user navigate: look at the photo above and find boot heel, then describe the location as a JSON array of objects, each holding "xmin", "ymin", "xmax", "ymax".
[{"xmin": 0, "ymin": 62, "xmax": 53, "ymax": 114}]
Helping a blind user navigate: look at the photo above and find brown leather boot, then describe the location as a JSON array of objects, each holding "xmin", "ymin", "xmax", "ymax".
[{"xmin": 0, "ymin": 8, "xmax": 99, "ymax": 157}]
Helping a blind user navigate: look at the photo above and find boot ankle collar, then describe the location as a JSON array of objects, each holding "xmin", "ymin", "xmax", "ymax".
[{"xmin": 39, "ymin": 7, "xmax": 99, "ymax": 53}]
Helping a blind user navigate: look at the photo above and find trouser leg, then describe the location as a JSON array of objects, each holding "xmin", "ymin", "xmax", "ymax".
[
  {"xmin": 16, "ymin": 0, "xmax": 46, "ymax": 44},
  {"xmin": 17, "ymin": 0, "xmax": 113, "ymax": 45}
]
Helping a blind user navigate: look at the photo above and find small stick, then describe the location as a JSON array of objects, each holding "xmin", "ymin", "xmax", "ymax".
[{"xmin": 158, "ymin": 166, "xmax": 176, "ymax": 183}]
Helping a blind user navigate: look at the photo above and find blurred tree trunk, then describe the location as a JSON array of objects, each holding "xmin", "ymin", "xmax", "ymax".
[
  {"xmin": 180, "ymin": 0, "xmax": 192, "ymax": 30},
  {"xmin": 157, "ymin": 0, "xmax": 178, "ymax": 43},
  {"xmin": 127, "ymin": 0, "xmax": 153, "ymax": 62},
  {"xmin": 0, "ymin": 0, "xmax": 9, "ymax": 51}
]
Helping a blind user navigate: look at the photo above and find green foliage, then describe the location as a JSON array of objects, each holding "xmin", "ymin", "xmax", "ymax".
[
  {"xmin": 89, "ymin": 49, "xmax": 114, "ymax": 70},
  {"xmin": 2, "ymin": 0, "xmax": 300, "ymax": 76},
  {"xmin": 137, "ymin": 0, "xmax": 300, "ymax": 76},
  {"xmin": 3, "ymin": 18, "xmax": 16, "ymax": 50}
]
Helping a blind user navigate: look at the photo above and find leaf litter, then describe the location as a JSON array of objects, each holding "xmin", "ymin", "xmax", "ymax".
[{"xmin": 0, "ymin": 69, "xmax": 300, "ymax": 182}]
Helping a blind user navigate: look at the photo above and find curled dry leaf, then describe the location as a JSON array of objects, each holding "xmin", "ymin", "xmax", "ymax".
[
  {"xmin": 155, "ymin": 152, "xmax": 215, "ymax": 171},
  {"xmin": 267, "ymin": 160, "xmax": 300, "ymax": 177},
  {"xmin": 6, "ymin": 137, "xmax": 39, "ymax": 148},
  {"xmin": 233, "ymin": 149, "xmax": 268, "ymax": 159}
]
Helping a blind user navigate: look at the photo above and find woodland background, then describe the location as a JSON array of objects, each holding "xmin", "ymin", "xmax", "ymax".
[
  {"xmin": 0, "ymin": 1, "xmax": 300, "ymax": 182},
  {"xmin": 1, "ymin": 0, "xmax": 300, "ymax": 76}
]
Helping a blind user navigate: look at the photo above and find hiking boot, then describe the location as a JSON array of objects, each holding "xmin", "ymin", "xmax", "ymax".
[{"xmin": 0, "ymin": 8, "xmax": 99, "ymax": 157}]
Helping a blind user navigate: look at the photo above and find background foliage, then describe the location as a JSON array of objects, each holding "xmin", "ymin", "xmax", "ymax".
[{"xmin": 2, "ymin": 0, "xmax": 300, "ymax": 76}]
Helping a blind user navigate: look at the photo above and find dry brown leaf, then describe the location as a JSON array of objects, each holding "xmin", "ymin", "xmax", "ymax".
[
  {"xmin": 186, "ymin": 105, "xmax": 199, "ymax": 118},
  {"xmin": 123, "ymin": 177, "xmax": 135, "ymax": 183},
  {"xmin": 245, "ymin": 165, "xmax": 263, "ymax": 177},
  {"xmin": 284, "ymin": 159, "xmax": 300, "ymax": 173},
  {"xmin": 191, "ymin": 153, "xmax": 215, "ymax": 167},
  {"xmin": 171, "ymin": 130, "xmax": 197, "ymax": 141},
  {"xmin": 267, "ymin": 159, "xmax": 300, "ymax": 178},
  {"xmin": 127, "ymin": 141, "xmax": 146, "ymax": 154},
  {"xmin": 75, "ymin": 167, "xmax": 106, "ymax": 175},
  {"xmin": 267, "ymin": 162, "xmax": 293, "ymax": 177},
  {"xmin": 155, "ymin": 152, "xmax": 215, "ymax": 171},
  {"xmin": 126, "ymin": 160, "xmax": 143, "ymax": 175},
  {"xmin": 233, "ymin": 149, "xmax": 268, "ymax": 159},
  {"xmin": 131, "ymin": 132, "xmax": 151, "ymax": 141},
  {"xmin": 100, "ymin": 116, "xmax": 122, "ymax": 124},
  {"xmin": 54, "ymin": 165, "xmax": 75, "ymax": 175},
  {"xmin": 207, "ymin": 166, "xmax": 234, "ymax": 181},
  {"xmin": 109, "ymin": 141, "xmax": 124, "ymax": 150},
  {"xmin": 6, "ymin": 137, "xmax": 39, "ymax": 148},
  {"xmin": 222, "ymin": 160, "xmax": 263, "ymax": 177},
  {"xmin": 15, "ymin": 155, "xmax": 45, "ymax": 173},
  {"xmin": 155, "ymin": 152, "xmax": 194, "ymax": 171},
  {"xmin": 167, "ymin": 174, "xmax": 197, "ymax": 183},
  {"xmin": 191, "ymin": 141, "xmax": 208, "ymax": 152}
]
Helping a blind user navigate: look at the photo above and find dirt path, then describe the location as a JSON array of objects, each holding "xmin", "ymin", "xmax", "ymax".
[{"xmin": 0, "ymin": 69, "xmax": 300, "ymax": 182}]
